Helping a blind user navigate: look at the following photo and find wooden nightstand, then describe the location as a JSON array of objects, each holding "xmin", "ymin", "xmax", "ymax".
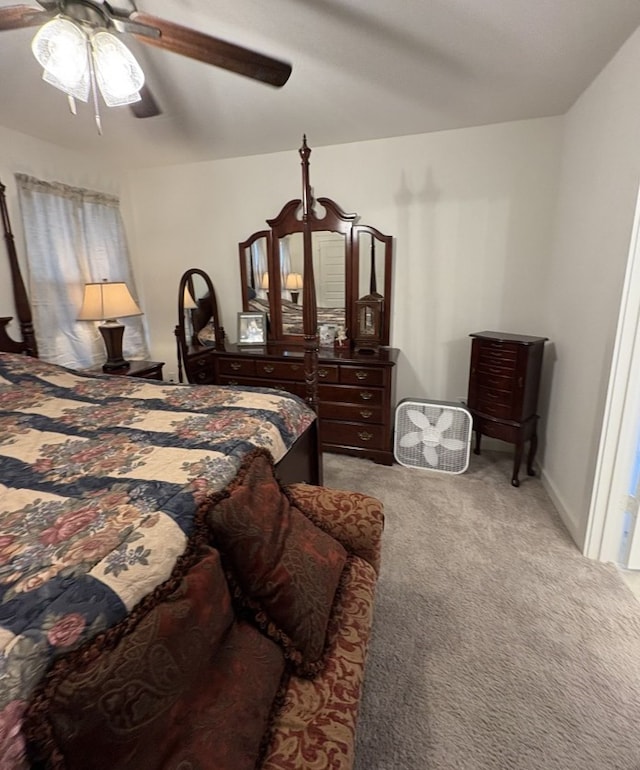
[{"xmin": 85, "ymin": 360, "xmax": 165, "ymax": 381}]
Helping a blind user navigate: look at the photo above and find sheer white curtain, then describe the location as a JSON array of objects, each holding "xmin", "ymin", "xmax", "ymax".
[
  {"xmin": 279, "ymin": 238, "xmax": 292, "ymax": 300},
  {"xmin": 16, "ymin": 174, "xmax": 149, "ymax": 369},
  {"xmin": 250, "ymin": 239, "xmax": 268, "ymax": 299}
]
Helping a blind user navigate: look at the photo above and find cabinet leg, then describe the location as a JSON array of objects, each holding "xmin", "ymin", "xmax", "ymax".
[
  {"xmin": 474, "ymin": 430, "xmax": 482, "ymax": 456},
  {"xmin": 527, "ymin": 432, "xmax": 538, "ymax": 477},
  {"xmin": 511, "ymin": 442, "xmax": 524, "ymax": 487}
]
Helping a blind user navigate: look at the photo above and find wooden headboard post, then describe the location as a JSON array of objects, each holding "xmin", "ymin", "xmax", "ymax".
[
  {"xmin": 0, "ymin": 180, "xmax": 38, "ymax": 356},
  {"xmin": 299, "ymin": 136, "xmax": 319, "ymax": 412}
]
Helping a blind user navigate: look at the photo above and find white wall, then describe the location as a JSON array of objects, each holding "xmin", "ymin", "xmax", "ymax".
[
  {"xmin": 125, "ymin": 118, "xmax": 562, "ymax": 388},
  {"xmin": 0, "ymin": 125, "xmax": 125, "ymax": 344},
  {"xmin": 541, "ymin": 27, "xmax": 640, "ymax": 548}
]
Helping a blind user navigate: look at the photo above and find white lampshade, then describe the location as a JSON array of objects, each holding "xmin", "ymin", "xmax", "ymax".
[
  {"xmin": 91, "ymin": 30, "xmax": 144, "ymax": 106},
  {"xmin": 77, "ymin": 281, "xmax": 142, "ymax": 321},
  {"xmin": 285, "ymin": 272, "xmax": 303, "ymax": 290},
  {"xmin": 260, "ymin": 272, "xmax": 269, "ymax": 290},
  {"xmin": 183, "ymin": 285, "xmax": 198, "ymax": 310},
  {"xmin": 32, "ymin": 17, "xmax": 90, "ymax": 101}
]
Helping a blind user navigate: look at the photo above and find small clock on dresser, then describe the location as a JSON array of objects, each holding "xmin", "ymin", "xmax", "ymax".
[{"xmin": 353, "ymin": 293, "xmax": 384, "ymax": 353}]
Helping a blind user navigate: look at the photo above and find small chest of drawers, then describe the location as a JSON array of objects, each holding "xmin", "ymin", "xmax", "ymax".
[{"xmin": 467, "ymin": 331, "xmax": 547, "ymax": 486}]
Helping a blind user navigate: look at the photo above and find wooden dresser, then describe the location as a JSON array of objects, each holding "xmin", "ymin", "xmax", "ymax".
[
  {"xmin": 466, "ymin": 331, "xmax": 547, "ymax": 486},
  {"xmin": 187, "ymin": 343, "xmax": 398, "ymax": 465}
]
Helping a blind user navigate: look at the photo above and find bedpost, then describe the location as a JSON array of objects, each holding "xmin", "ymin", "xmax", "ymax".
[
  {"xmin": 299, "ymin": 136, "xmax": 319, "ymax": 414},
  {"xmin": 0, "ymin": 180, "xmax": 38, "ymax": 356}
]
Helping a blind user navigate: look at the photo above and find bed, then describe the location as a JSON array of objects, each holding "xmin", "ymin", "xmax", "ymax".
[
  {"xmin": 246, "ymin": 297, "xmax": 345, "ymax": 336},
  {"xmin": 0, "ymin": 180, "xmax": 322, "ymax": 767}
]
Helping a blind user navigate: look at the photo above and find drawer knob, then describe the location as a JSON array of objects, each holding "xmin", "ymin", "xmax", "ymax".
[
  {"xmin": 263, "ymin": 365, "xmax": 275, "ymax": 373},
  {"xmin": 356, "ymin": 370, "xmax": 368, "ymax": 380},
  {"xmin": 358, "ymin": 431, "xmax": 374, "ymax": 441},
  {"xmin": 318, "ymin": 368, "xmax": 329, "ymax": 378},
  {"xmin": 229, "ymin": 380, "xmax": 238, "ymax": 386},
  {"xmin": 230, "ymin": 362, "xmax": 242, "ymax": 371},
  {"xmin": 360, "ymin": 391, "xmax": 373, "ymax": 401},
  {"xmin": 360, "ymin": 409, "xmax": 373, "ymax": 419},
  {"xmin": 291, "ymin": 364, "xmax": 300, "ymax": 371}
]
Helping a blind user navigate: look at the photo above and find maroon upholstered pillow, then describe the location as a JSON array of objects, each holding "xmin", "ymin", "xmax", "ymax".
[
  {"xmin": 206, "ymin": 452, "xmax": 348, "ymax": 674},
  {"xmin": 25, "ymin": 547, "xmax": 286, "ymax": 770}
]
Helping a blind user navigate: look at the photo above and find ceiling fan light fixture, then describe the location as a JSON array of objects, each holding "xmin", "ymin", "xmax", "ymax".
[
  {"xmin": 31, "ymin": 16, "xmax": 90, "ymax": 101},
  {"xmin": 91, "ymin": 30, "xmax": 144, "ymax": 106}
]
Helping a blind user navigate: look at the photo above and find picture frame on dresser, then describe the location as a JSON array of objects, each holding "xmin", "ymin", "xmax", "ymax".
[
  {"xmin": 237, "ymin": 311, "xmax": 267, "ymax": 346},
  {"xmin": 318, "ymin": 324, "xmax": 338, "ymax": 347}
]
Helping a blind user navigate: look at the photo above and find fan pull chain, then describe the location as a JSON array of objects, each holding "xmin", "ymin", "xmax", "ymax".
[
  {"xmin": 87, "ymin": 38, "xmax": 102, "ymax": 135},
  {"xmin": 66, "ymin": 95, "xmax": 77, "ymax": 116}
]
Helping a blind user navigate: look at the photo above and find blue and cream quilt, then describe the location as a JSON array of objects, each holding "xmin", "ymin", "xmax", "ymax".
[{"xmin": 0, "ymin": 352, "xmax": 315, "ymax": 767}]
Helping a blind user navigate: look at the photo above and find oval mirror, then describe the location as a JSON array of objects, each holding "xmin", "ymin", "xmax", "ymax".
[{"xmin": 176, "ymin": 268, "xmax": 223, "ymax": 382}]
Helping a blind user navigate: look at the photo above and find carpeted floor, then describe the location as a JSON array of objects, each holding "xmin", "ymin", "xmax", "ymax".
[{"xmin": 323, "ymin": 450, "xmax": 640, "ymax": 770}]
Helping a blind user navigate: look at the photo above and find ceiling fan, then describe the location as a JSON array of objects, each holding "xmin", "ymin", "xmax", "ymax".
[{"xmin": 0, "ymin": 0, "xmax": 292, "ymax": 123}]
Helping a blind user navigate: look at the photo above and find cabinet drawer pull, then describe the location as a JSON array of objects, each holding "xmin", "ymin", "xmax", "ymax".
[
  {"xmin": 230, "ymin": 362, "xmax": 242, "ymax": 371},
  {"xmin": 358, "ymin": 431, "xmax": 374, "ymax": 441},
  {"xmin": 518, "ymin": 376, "xmax": 524, "ymax": 388},
  {"xmin": 291, "ymin": 364, "xmax": 300, "ymax": 371},
  {"xmin": 359, "ymin": 391, "xmax": 373, "ymax": 401},
  {"xmin": 318, "ymin": 368, "xmax": 329, "ymax": 378},
  {"xmin": 263, "ymin": 364, "xmax": 275, "ymax": 373},
  {"xmin": 356, "ymin": 370, "xmax": 368, "ymax": 380},
  {"xmin": 360, "ymin": 409, "xmax": 373, "ymax": 419},
  {"xmin": 228, "ymin": 380, "xmax": 239, "ymax": 386}
]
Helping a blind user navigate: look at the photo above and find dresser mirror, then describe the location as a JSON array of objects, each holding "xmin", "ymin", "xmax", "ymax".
[{"xmin": 239, "ymin": 196, "xmax": 393, "ymax": 347}]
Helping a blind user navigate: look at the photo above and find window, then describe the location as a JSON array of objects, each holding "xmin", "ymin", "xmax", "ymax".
[{"xmin": 16, "ymin": 174, "xmax": 149, "ymax": 368}]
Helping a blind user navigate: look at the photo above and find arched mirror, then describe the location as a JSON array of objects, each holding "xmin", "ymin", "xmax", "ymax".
[
  {"xmin": 239, "ymin": 195, "xmax": 391, "ymax": 347},
  {"xmin": 175, "ymin": 268, "xmax": 224, "ymax": 383}
]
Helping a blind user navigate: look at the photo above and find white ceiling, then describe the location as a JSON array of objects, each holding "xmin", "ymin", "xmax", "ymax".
[{"xmin": 1, "ymin": 0, "xmax": 640, "ymax": 170}]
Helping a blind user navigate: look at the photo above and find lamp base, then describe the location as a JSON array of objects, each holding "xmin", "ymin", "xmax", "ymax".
[
  {"xmin": 290, "ymin": 291, "xmax": 300, "ymax": 304},
  {"xmin": 99, "ymin": 321, "xmax": 130, "ymax": 372}
]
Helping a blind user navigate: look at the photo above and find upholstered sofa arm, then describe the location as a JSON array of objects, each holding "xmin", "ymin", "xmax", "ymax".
[{"xmin": 286, "ymin": 484, "xmax": 384, "ymax": 575}]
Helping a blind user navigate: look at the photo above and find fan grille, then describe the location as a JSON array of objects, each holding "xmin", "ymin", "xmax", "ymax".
[{"xmin": 394, "ymin": 400, "xmax": 473, "ymax": 474}]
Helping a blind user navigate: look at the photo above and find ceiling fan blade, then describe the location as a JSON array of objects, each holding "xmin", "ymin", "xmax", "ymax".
[
  {"xmin": 130, "ymin": 11, "xmax": 292, "ymax": 88},
  {"xmin": 130, "ymin": 83, "xmax": 162, "ymax": 118},
  {"xmin": 0, "ymin": 5, "xmax": 53, "ymax": 31}
]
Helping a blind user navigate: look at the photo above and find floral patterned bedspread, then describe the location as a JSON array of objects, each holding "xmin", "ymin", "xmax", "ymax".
[{"xmin": 0, "ymin": 352, "xmax": 315, "ymax": 769}]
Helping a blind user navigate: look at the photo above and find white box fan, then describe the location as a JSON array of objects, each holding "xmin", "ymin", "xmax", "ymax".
[{"xmin": 394, "ymin": 399, "xmax": 473, "ymax": 474}]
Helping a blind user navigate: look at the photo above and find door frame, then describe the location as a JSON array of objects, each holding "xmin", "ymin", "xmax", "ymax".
[{"xmin": 585, "ymin": 183, "xmax": 640, "ymax": 564}]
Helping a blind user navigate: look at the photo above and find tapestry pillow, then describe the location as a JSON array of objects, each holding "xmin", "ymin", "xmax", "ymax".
[
  {"xmin": 206, "ymin": 451, "xmax": 348, "ymax": 675},
  {"xmin": 25, "ymin": 547, "xmax": 286, "ymax": 770}
]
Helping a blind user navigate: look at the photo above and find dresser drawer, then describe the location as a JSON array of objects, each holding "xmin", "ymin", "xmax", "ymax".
[
  {"xmin": 317, "ymin": 364, "xmax": 339, "ymax": 383},
  {"xmin": 478, "ymin": 340, "xmax": 519, "ymax": 359},
  {"xmin": 473, "ymin": 372, "xmax": 513, "ymax": 391},
  {"xmin": 473, "ymin": 399, "xmax": 514, "ymax": 420},
  {"xmin": 256, "ymin": 360, "xmax": 305, "ymax": 380},
  {"xmin": 475, "ymin": 385, "xmax": 513, "ymax": 409},
  {"xmin": 322, "ymin": 420, "xmax": 387, "ymax": 450},
  {"xmin": 319, "ymin": 401, "xmax": 383, "ymax": 424},
  {"xmin": 218, "ymin": 375, "xmax": 305, "ymax": 399},
  {"xmin": 218, "ymin": 358, "xmax": 256, "ymax": 377},
  {"xmin": 339, "ymin": 365, "xmax": 384, "ymax": 386},
  {"xmin": 319, "ymin": 384, "xmax": 384, "ymax": 407},
  {"xmin": 186, "ymin": 353, "xmax": 215, "ymax": 384}
]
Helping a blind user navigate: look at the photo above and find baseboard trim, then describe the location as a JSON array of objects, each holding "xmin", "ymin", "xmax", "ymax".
[{"xmin": 538, "ymin": 464, "xmax": 585, "ymax": 552}]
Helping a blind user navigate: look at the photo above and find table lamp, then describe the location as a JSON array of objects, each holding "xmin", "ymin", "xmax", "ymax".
[
  {"xmin": 78, "ymin": 280, "xmax": 142, "ymax": 371},
  {"xmin": 285, "ymin": 272, "xmax": 303, "ymax": 303}
]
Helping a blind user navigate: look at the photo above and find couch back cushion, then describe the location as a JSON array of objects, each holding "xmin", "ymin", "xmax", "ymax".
[
  {"xmin": 206, "ymin": 452, "xmax": 347, "ymax": 675},
  {"xmin": 25, "ymin": 547, "xmax": 286, "ymax": 770}
]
